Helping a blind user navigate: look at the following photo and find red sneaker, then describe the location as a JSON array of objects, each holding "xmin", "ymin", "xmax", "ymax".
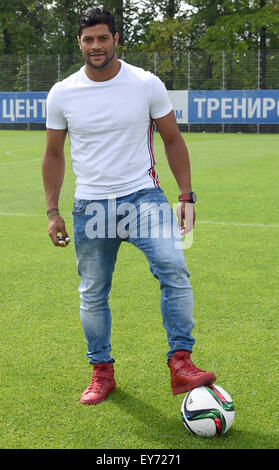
[
  {"xmin": 80, "ymin": 362, "xmax": 116, "ymax": 405},
  {"xmin": 168, "ymin": 350, "xmax": 216, "ymax": 395}
]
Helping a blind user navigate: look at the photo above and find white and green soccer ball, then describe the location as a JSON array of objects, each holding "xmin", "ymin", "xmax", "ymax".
[{"xmin": 181, "ymin": 384, "xmax": 235, "ymax": 437}]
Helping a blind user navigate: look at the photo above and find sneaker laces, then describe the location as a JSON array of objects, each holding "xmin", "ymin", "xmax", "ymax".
[
  {"xmin": 172, "ymin": 354, "xmax": 205, "ymax": 375},
  {"xmin": 179, "ymin": 357, "xmax": 205, "ymax": 375},
  {"xmin": 87, "ymin": 376, "xmax": 106, "ymax": 393},
  {"xmin": 87, "ymin": 366, "xmax": 112, "ymax": 394}
]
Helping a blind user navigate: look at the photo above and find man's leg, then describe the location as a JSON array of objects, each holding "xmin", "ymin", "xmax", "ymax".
[
  {"xmin": 73, "ymin": 198, "xmax": 121, "ymax": 404},
  {"xmin": 125, "ymin": 188, "xmax": 216, "ymax": 394},
  {"xmin": 75, "ymin": 236, "xmax": 121, "ymax": 365}
]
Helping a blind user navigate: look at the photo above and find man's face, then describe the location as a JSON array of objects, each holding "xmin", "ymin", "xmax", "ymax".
[{"xmin": 78, "ymin": 24, "xmax": 119, "ymax": 71}]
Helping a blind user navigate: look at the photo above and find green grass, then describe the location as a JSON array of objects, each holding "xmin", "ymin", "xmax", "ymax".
[{"xmin": 0, "ymin": 130, "xmax": 278, "ymax": 449}]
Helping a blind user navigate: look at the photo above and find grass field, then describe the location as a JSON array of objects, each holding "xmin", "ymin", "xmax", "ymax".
[{"xmin": 0, "ymin": 129, "xmax": 278, "ymax": 450}]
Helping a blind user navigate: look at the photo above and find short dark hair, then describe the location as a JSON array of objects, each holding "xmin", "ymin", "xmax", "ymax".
[{"xmin": 78, "ymin": 7, "xmax": 116, "ymax": 37}]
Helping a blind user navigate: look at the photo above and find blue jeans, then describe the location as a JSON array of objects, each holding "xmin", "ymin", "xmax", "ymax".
[{"xmin": 73, "ymin": 188, "xmax": 195, "ymax": 364}]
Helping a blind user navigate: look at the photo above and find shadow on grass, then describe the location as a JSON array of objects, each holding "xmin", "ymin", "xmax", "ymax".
[
  {"xmin": 108, "ymin": 387, "xmax": 274, "ymax": 449},
  {"xmin": 108, "ymin": 386, "xmax": 228, "ymax": 449},
  {"xmin": 109, "ymin": 387, "xmax": 184, "ymax": 448}
]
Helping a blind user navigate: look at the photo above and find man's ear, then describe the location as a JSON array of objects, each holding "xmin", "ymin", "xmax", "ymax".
[{"xmin": 114, "ymin": 32, "xmax": 120, "ymax": 46}]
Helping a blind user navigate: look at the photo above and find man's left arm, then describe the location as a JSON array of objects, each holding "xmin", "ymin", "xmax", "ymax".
[{"xmin": 154, "ymin": 110, "xmax": 196, "ymax": 233}]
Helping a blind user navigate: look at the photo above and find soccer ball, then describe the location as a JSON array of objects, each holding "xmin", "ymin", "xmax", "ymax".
[{"xmin": 181, "ymin": 384, "xmax": 235, "ymax": 437}]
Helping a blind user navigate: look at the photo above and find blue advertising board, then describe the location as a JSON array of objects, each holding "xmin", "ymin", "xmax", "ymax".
[
  {"xmin": 1, "ymin": 90, "xmax": 279, "ymax": 124},
  {"xmin": 188, "ymin": 90, "xmax": 279, "ymax": 124},
  {"xmin": 0, "ymin": 92, "xmax": 48, "ymax": 123}
]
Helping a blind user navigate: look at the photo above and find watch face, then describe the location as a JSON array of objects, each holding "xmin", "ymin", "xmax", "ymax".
[{"xmin": 191, "ymin": 192, "xmax": 197, "ymax": 203}]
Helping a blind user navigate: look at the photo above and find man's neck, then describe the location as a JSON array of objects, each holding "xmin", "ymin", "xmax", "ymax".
[{"xmin": 84, "ymin": 57, "xmax": 121, "ymax": 82}]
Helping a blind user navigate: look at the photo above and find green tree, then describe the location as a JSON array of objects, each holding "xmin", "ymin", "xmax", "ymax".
[
  {"xmin": 139, "ymin": 1, "xmax": 191, "ymax": 87},
  {"xmin": 0, "ymin": 0, "xmax": 52, "ymax": 55},
  {"xmin": 187, "ymin": 0, "xmax": 279, "ymax": 52},
  {"xmin": 186, "ymin": 0, "xmax": 279, "ymax": 88}
]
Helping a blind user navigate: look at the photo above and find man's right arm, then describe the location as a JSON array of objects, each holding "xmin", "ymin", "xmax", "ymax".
[{"xmin": 42, "ymin": 128, "xmax": 69, "ymax": 247}]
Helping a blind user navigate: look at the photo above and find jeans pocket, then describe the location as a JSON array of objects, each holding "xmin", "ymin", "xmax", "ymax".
[{"xmin": 72, "ymin": 198, "xmax": 87, "ymax": 215}]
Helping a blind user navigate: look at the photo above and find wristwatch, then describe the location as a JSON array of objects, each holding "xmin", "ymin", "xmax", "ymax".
[{"xmin": 179, "ymin": 192, "xmax": 197, "ymax": 204}]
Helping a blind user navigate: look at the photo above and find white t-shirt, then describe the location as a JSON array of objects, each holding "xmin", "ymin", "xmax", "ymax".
[{"xmin": 46, "ymin": 60, "xmax": 173, "ymax": 199}]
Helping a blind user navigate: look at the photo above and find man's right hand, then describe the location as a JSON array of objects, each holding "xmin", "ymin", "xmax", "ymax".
[{"xmin": 48, "ymin": 214, "xmax": 70, "ymax": 247}]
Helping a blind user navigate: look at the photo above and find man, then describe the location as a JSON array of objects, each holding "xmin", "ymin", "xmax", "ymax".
[{"xmin": 42, "ymin": 7, "xmax": 216, "ymax": 406}]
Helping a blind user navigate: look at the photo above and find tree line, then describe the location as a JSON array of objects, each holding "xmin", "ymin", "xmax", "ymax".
[
  {"xmin": 1, "ymin": 0, "xmax": 279, "ymax": 90},
  {"xmin": 1, "ymin": 1, "xmax": 279, "ymax": 54}
]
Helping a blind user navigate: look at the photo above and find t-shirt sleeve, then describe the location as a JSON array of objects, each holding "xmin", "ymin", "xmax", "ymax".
[
  {"xmin": 46, "ymin": 83, "xmax": 67, "ymax": 129},
  {"xmin": 149, "ymin": 74, "xmax": 173, "ymax": 119}
]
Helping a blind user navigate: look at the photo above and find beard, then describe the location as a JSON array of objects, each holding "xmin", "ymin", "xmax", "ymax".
[{"xmin": 85, "ymin": 45, "xmax": 116, "ymax": 71}]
